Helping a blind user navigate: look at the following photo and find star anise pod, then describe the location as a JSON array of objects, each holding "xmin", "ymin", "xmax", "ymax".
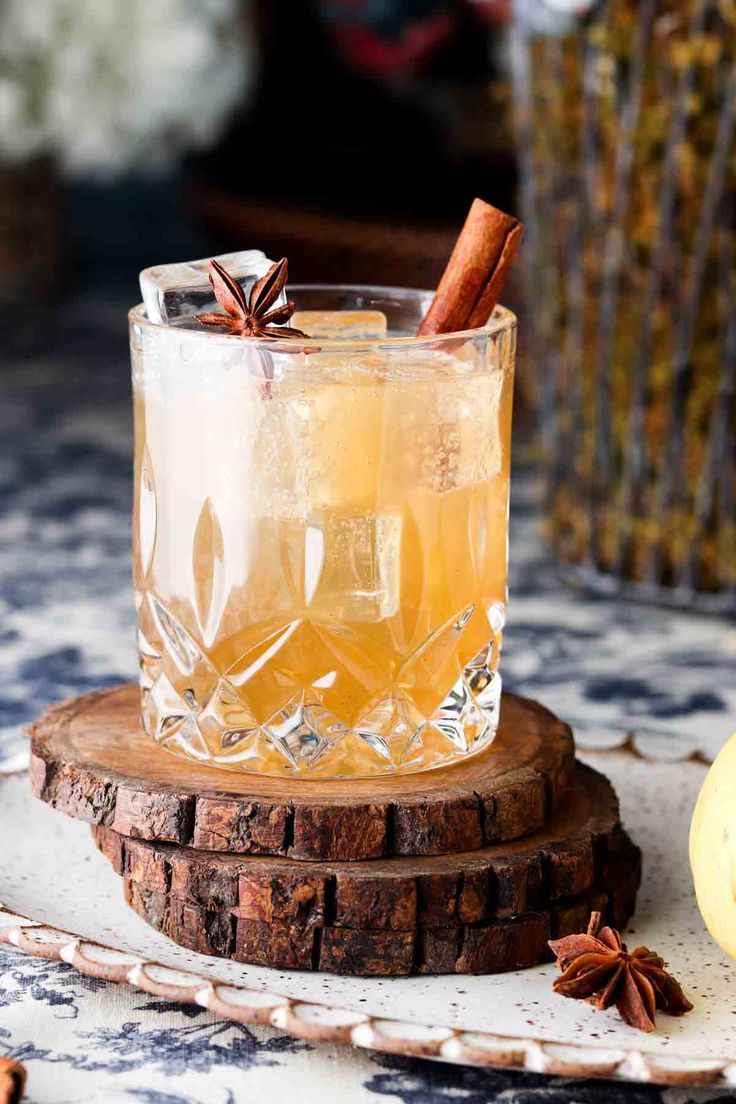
[
  {"xmin": 548, "ymin": 912, "xmax": 693, "ymax": 1033},
  {"xmin": 195, "ymin": 257, "xmax": 309, "ymax": 339},
  {"xmin": 0, "ymin": 1056, "xmax": 26, "ymax": 1104}
]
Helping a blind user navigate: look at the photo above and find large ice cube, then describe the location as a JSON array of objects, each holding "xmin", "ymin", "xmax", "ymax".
[
  {"xmin": 383, "ymin": 368, "xmax": 505, "ymax": 493},
  {"xmin": 269, "ymin": 372, "xmax": 386, "ymax": 513},
  {"xmin": 291, "ymin": 310, "xmax": 387, "ymax": 339},
  {"xmin": 140, "ymin": 250, "xmax": 282, "ymax": 324},
  {"xmin": 309, "ymin": 513, "xmax": 401, "ymax": 622}
]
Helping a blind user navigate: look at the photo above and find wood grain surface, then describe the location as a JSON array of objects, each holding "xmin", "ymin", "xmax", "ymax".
[
  {"xmin": 30, "ymin": 684, "xmax": 575, "ymax": 861},
  {"xmin": 120, "ymin": 843, "xmax": 639, "ymax": 977},
  {"xmin": 95, "ymin": 763, "xmax": 641, "ymax": 975}
]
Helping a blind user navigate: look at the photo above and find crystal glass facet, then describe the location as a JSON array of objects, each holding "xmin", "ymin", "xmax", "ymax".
[{"xmin": 130, "ymin": 286, "xmax": 516, "ymax": 777}]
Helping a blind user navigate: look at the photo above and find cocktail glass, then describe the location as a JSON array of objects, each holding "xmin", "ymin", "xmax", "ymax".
[{"xmin": 130, "ymin": 285, "xmax": 516, "ymax": 777}]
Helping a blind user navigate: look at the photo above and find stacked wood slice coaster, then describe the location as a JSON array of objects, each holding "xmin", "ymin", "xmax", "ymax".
[{"xmin": 29, "ymin": 683, "xmax": 641, "ymax": 977}]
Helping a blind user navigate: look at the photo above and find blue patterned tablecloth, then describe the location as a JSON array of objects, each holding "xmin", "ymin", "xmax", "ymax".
[{"xmin": 1, "ymin": 298, "xmax": 734, "ymax": 1103}]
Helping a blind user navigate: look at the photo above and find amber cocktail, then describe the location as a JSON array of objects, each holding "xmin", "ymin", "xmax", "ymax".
[{"xmin": 130, "ymin": 285, "xmax": 516, "ymax": 777}]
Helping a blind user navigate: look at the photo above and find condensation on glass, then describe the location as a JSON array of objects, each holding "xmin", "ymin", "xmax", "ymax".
[{"xmin": 130, "ymin": 287, "xmax": 516, "ymax": 777}]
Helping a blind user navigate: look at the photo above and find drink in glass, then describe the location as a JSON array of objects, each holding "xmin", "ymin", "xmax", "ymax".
[{"xmin": 130, "ymin": 284, "xmax": 516, "ymax": 776}]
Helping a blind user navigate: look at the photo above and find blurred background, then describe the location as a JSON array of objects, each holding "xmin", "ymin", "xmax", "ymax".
[{"xmin": 0, "ymin": 0, "xmax": 517, "ymax": 301}]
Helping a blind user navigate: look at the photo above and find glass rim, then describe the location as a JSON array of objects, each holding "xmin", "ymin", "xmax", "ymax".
[{"xmin": 128, "ymin": 283, "xmax": 517, "ymax": 352}]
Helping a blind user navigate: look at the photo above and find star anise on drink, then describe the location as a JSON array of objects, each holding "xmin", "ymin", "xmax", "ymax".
[
  {"xmin": 548, "ymin": 912, "xmax": 693, "ymax": 1033},
  {"xmin": 195, "ymin": 257, "xmax": 309, "ymax": 339}
]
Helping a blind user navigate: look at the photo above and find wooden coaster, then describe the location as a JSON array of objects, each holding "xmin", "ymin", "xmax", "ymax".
[
  {"xmin": 123, "ymin": 872, "xmax": 638, "ymax": 976},
  {"xmin": 94, "ymin": 763, "xmax": 642, "ymax": 975},
  {"xmin": 30, "ymin": 683, "xmax": 575, "ymax": 862}
]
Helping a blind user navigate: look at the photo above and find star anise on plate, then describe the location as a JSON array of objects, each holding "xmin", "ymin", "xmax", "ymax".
[
  {"xmin": 195, "ymin": 256, "xmax": 309, "ymax": 339},
  {"xmin": 548, "ymin": 912, "xmax": 693, "ymax": 1033}
]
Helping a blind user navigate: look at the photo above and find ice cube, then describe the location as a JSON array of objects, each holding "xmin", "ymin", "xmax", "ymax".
[
  {"xmin": 140, "ymin": 250, "xmax": 281, "ymax": 325},
  {"xmin": 291, "ymin": 310, "xmax": 388, "ymax": 339},
  {"xmin": 390, "ymin": 370, "xmax": 505, "ymax": 493},
  {"xmin": 309, "ymin": 513, "xmax": 401, "ymax": 622},
  {"xmin": 265, "ymin": 373, "xmax": 384, "ymax": 514}
]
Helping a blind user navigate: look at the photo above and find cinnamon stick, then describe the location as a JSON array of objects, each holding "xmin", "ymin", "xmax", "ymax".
[
  {"xmin": 418, "ymin": 198, "xmax": 522, "ymax": 335},
  {"xmin": 0, "ymin": 1058, "xmax": 25, "ymax": 1104}
]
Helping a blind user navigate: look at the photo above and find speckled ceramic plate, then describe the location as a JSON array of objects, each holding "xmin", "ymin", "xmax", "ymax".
[{"xmin": 1, "ymin": 747, "xmax": 734, "ymax": 1088}]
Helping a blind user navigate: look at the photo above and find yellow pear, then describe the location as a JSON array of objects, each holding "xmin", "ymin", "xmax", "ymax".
[{"xmin": 690, "ymin": 731, "xmax": 736, "ymax": 961}]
